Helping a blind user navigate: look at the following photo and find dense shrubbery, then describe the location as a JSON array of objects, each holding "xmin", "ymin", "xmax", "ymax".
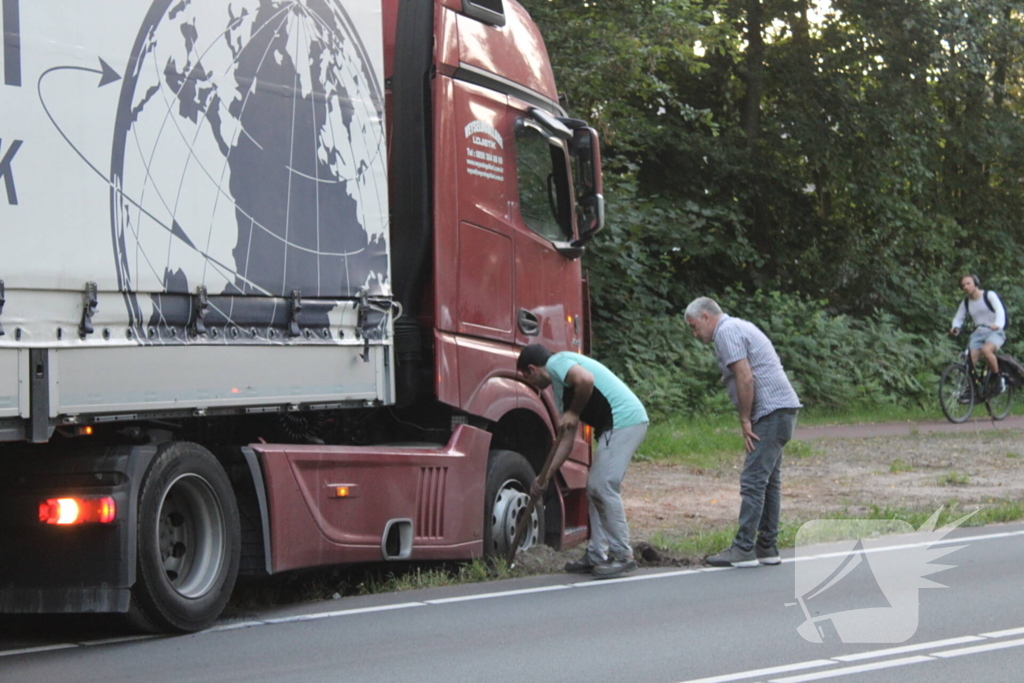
[
  {"xmin": 593, "ymin": 289, "xmax": 964, "ymax": 421},
  {"xmin": 523, "ymin": 0, "xmax": 1024, "ymax": 420}
]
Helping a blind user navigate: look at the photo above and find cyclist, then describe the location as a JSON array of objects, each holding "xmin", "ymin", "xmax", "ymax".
[{"xmin": 950, "ymin": 274, "xmax": 1007, "ymax": 394}]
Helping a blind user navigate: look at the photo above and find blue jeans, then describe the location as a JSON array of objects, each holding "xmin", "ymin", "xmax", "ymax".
[{"xmin": 734, "ymin": 408, "xmax": 798, "ymax": 552}]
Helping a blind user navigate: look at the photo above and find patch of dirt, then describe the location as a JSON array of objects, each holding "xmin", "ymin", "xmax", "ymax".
[
  {"xmin": 515, "ymin": 426, "xmax": 1024, "ymax": 574},
  {"xmin": 508, "ymin": 543, "xmax": 566, "ymax": 574},
  {"xmin": 627, "ymin": 430, "xmax": 1024, "ymax": 535}
]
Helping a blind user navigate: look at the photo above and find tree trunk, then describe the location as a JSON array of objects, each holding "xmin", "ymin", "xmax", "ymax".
[
  {"xmin": 741, "ymin": 0, "xmax": 764, "ymax": 145},
  {"xmin": 992, "ymin": 5, "xmax": 1012, "ymax": 108},
  {"xmin": 740, "ymin": 0, "xmax": 770, "ymax": 266}
]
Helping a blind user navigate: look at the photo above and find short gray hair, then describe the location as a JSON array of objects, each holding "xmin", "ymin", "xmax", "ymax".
[{"xmin": 684, "ymin": 297, "xmax": 722, "ymax": 320}]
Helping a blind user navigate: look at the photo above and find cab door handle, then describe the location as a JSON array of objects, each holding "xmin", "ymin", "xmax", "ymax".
[{"xmin": 518, "ymin": 308, "xmax": 540, "ymax": 336}]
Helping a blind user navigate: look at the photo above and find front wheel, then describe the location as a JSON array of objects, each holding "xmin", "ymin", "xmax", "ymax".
[
  {"xmin": 985, "ymin": 380, "xmax": 1014, "ymax": 420},
  {"xmin": 939, "ymin": 363, "xmax": 974, "ymax": 423},
  {"xmin": 483, "ymin": 450, "xmax": 542, "ymax": 559},
  {"xmin": 128, "ymin": 442, "xmax": 241, "ymax": 633}
]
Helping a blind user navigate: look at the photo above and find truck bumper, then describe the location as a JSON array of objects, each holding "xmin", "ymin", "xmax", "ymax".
[{"xmin": 0, "ymin": 587, "xmax": 130, "ymax": 614}]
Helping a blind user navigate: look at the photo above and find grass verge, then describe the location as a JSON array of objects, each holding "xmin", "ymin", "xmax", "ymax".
[
  {"xmin": 644, "ymin": 499, "xmax": 1024, "ymax": 564},
  {"xmin": 228, "ymin": 558, "xmax": 515, "ymax": 612},
  {"xmin": 639, "ymin": 401, "xmax": 1024, "ymax": 469}
]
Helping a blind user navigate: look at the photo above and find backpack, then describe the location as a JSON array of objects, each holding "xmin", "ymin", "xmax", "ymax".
[{"xmin": 964, "ymin": 290, "xmax": 1009, "ymax": 330}]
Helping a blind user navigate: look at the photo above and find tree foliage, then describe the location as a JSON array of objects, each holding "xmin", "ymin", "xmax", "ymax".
[{"xmin": 523, "ymin": 0, "xmax": 1024, "ymax": 414}]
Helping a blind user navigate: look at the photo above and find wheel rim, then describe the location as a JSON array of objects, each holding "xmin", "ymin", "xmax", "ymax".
[
  {"xmin": 157, "ymin": 474, "xmax": 226, "ymax": 598},
  {"xmin": 940, "ymin": 365, "xmax": 973, "ymax": 422},
  {"xmin": 986, "ymin": 383, "xmax": 1014, "ymax": 420},
  {"xmin": 490, "ymin": 478, "xmax": 539, "ymax": 554}
]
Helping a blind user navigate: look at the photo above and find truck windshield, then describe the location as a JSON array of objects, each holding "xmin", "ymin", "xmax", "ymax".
[{"xmin": 515, "ymin": 123, "xmax": 573, "ymax": 242}]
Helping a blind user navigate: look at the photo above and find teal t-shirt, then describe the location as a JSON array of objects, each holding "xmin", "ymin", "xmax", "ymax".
[{"xmin": 546, "ymin": 352, "xmax": 648, "ymax": 434}]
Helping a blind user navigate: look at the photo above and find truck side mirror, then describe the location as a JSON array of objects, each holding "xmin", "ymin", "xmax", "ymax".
[
  {"xmin": 553, "ymin": 241, "xmax": 585, "ymax": 260},
  {"xmin": 529, "ymin": 108, "xmax": 573, "ymax": 141},
  {"xmin": 574, "ymin": 194, "xmax": 604, "ymax": 246},
  {"xmin": 571, "ymin": 127, "xmax": 604, "ymax": 245},
  {"xmin": 461, "ymin": 0, "xmax": 506, "ymax": 26}
]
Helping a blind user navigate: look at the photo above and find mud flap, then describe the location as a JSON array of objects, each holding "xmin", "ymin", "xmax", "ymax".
[{"xmin": 0, "ymin": 444, "xmax": 157, "ymax": 613}]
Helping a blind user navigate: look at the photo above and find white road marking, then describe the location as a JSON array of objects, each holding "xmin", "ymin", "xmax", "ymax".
[
  {"xmin": 673, "ymin": 659, "xmax": 837, "ymax": 683},
  {"xmin": 78, "ymin": 635, "xmax": 155, "ymax": 646},
  {"xmin": 262, "ymin": 601, "xmax": 422, "ymax": 623},
  {"xmin": 672, "ymin": 628, "xmax": 1024, "ymax": 683},
  {"xmin": 671, "ymin": 628, "xmax": 1024, "ymax": 683},
  {"xmin": 0, "ymin": 643, "xmax": 79, "ymax": 657},
  {"xmin": 767, "ymin": 655, "xmax": 934, "ymax": 682},
  {"xmin": 425, "ymin": 585, "xmax": 569, "ymax": 604},
  {"xmin": 981, "ymin": 625, "xmax": 1024, "ymax": 638},
  {"xmin": 206, "ymin": 620, "xmax": 266, "ymax": 632},
  {"xmin": 931, "ymin": 636, "xmax": 1024, "ymax": 658},
  {"xmin": 831, "ymin": 635, "xmax": 985, "ymax": 662},
  {"xmin": 573, "ymin": 568, "xmax": 703, "ymax": 587},
  {"xmin": 785, "ymin": 529, "xmax": 1024, "ymax": 566}
]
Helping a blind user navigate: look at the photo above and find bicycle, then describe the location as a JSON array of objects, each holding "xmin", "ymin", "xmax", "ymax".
[{"xmin": 938, "ymin": 350, "xmax": 1019, "ymax": 423}]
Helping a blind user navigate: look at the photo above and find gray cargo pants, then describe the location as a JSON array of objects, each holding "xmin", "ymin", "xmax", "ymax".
[{"xmin": 584, "ymin": 422, "xmax": 648, "ymax": 564}]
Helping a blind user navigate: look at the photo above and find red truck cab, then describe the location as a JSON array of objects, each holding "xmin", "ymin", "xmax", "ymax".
[{"xmin": 379, "ymin": 0, "xmax": 605, "ymax": 554}]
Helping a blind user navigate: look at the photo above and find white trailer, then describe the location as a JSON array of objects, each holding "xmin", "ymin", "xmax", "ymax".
[{"xmin": 0, "ymin": 0, "xmax": 394, "ymax": 443}]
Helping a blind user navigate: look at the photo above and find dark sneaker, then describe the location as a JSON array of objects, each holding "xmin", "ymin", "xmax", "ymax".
[
  {"xmin": 564, "ymin": 554, "xmax": 603, "ymax": 574},
  {"xmin": 756, "ymin": 545, "xmax": 781, "ymax": 565},
  {"xmin": 591, "ymin": 557, "xmax": 637, "ymax": 579},
  {"xmin": 706, "ymin": 545, "xmax": 759, "ymax": 568}
]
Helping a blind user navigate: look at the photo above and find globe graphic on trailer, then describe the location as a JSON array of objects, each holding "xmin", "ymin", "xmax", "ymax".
[{"xmin": 110, "ymin": 0, "xmax": 388, "ymax": 331}]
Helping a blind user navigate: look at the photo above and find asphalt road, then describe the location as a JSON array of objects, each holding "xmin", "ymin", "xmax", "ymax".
[{"xmin": 2, "ymin": 522, "xmax": 1022, "ymax": 683}]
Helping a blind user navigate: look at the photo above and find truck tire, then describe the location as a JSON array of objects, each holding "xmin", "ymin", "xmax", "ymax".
[
  {"xmin": 483, "ymin": 450, "xmax": 542, "ymax": 559},
  {"xmin": 128, "ymin": 442, "xmax": 241, "ymax": 633}
]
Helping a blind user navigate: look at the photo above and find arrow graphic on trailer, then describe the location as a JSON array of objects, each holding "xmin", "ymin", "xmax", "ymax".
[
  {"xmin": 35, "ymin": 57, "xmax": 262, "ymax": 303},
  {"xmin": 36, "ymin": 59, "xmax": 122, "ymax": 185}
]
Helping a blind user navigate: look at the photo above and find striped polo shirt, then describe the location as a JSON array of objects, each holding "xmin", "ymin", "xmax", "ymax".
[{"xmin": 712, "ymin": 314, "xmax": 801, "ymax": 422}]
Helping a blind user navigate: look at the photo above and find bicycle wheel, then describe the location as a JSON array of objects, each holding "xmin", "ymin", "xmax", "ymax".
[
  {"xmin": 939, "ymin": 363, "xmax": 974, "ymax": 423},
  {"xmin": 985, "ymin": 380, "xmax": 1014, "ymax": 420}
]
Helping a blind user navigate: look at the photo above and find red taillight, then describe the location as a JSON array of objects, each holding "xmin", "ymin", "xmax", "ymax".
[{"xmin": 39, "ymin": 496, "xmax": 117, "ymax": 525}]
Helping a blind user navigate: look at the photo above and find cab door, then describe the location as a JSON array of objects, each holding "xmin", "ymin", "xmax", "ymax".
[
  {"xmin": 508, "ymin": 101, "xmax": 582, "ymax": 353},
  {"xmin": 450, "ymin": 81, "xmax": 514, "ymax": 345}
]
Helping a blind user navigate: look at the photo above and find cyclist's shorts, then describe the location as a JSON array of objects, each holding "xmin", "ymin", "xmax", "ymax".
[{"xmin": 969, "ymin": 327, "xmax": 1006, "ymax": 350}]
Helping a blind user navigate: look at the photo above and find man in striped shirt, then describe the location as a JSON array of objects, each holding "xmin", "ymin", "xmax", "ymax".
[{"xmin": 685, "ymin": 297, "xmax": 802, "ymax": 568}]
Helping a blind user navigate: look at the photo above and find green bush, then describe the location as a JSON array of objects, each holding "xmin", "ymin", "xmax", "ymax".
[{"xmin": 593, "ymin": 289, "xmax": 954, "ymax": 420}]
